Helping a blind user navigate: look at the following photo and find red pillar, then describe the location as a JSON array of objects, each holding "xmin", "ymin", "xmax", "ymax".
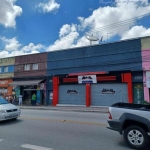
[
  {"xmin": 86, "ymin": 84, "xmax": 91, "ymax": 107},
  {"xmin": 52, "ymin": 77, "xmax": 59, "ymax": 106},
  {"xmin": 122, "ymin": 73, "xmax": 133, "ymax": 103}
]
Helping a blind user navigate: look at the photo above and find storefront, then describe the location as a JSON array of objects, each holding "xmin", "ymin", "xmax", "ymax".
[
  {"xmin": 0, "ymin": 79, "xmax": 13, "ymax": 96},
  {"xmin": 58, "ymin": 84, "xmax": 86, "ymax": 105},
  {"xmin": 143, "ymin": 71, "xmax": 150, "ymax": 102},
  {"xmin": 91, "ymin": 83, "xmax": 128, "ymax": 106},
  {"xmin": 9, "ymin": 80, "xmax": 46, "ymax": 105},
  {"xmin": 141, "ymin": 37, "xmax": 150, "ymax": 103},
  {"xmin": 52, "ymin": 72, "xmax": 133, "ymax": 107},
  {"xmin": 132, "ymin": 72, "xmax": 144, "ymax": 104}
]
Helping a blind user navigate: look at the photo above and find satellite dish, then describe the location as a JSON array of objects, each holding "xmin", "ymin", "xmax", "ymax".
[
  {"xmin": 86, "ymin": 34, "xmax": 99, "ymax": 45},
  {"xmin": 86, "ymin": 34, "xmax": 104, "ymax": 45}
]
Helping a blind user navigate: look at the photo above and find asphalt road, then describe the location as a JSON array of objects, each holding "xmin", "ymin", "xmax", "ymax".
[{"xmin": 0, "ymin": 110, "xmax": 150, "ymax": 150}]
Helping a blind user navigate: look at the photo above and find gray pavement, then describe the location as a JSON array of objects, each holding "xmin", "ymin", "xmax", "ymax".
[
  {"xmin": 19, "ymin": 105, "xmax": 109, "ymax": 113},
  {"xmin": 1, "ymin": 109, "xmax": 150, "ymax": 150}
]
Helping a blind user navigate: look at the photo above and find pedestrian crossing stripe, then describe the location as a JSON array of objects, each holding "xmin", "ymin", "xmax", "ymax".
[{"xmin": 21, "ymin": 144, "xmax": 53, "ymax": 150}]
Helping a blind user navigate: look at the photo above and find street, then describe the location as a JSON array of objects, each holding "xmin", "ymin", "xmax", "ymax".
[{"xmin": 0, "ymin": 110, "xmax": 150, "ymax": 150}]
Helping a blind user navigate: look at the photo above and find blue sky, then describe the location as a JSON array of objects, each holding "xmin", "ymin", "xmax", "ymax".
[{"xmin": 0, "ymin": 0, "xmax": 150, "ymax": 57}]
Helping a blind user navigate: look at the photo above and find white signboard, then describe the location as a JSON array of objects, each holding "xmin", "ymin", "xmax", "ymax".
[
  {"xmin": 49, "ymin": 92, "xmax": 53, "ymax": 100},
  {"xmin": 146, "ymin": 71, "xmax": 150, "ymax": 88},
  {"xmin": 146, "ymin": 80, "xmax": 150, "ymax": 88},
  {"xmin": 78, "ymin": 75, "xmax": 97, "ymax": 84}
]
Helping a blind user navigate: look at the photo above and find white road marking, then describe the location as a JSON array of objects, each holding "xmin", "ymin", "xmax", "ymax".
[
  {"xmin": 0, "ymin": 139, "xmax": 3, "ymax": 142},
  {"xmin": 21, "ymin": 144, "xmax": 53, "ymax": 150}
]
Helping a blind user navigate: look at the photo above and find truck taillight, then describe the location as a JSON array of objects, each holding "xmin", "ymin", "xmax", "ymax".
[{"xmin": 108, "ymin": 111, "xmax": 112, "ymax": 119}]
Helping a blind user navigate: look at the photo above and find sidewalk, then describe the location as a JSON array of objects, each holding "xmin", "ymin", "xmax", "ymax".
[{"xmin": 19, "ymin": 105, "xmax": 109, "ymax": 113}]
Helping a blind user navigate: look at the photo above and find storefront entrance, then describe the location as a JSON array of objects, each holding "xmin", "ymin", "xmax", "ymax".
[
  {"xmin": 23, "ymin": 89, "xmax": 45, "ymax": 105},
  {"xmin": 133, "ymin": 83, "xmax": 144, "ymax": 104},
  {"xmin": 10, "ymin": 80, "xmax": 46, "ymax": 105}
]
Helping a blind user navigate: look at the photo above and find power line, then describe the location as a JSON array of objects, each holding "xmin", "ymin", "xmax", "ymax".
[
  {"xmin": 85, "ymin": 13, "xmax": 150, "ymax": 35},
  {"xmin": 1, "ymin": 13, "xmax": 150, "ymax": 51}
]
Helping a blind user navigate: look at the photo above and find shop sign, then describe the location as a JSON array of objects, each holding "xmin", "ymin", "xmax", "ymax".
[
  {"xmin": 101, "ymin": 88, "xmax": 115, "ymax": 94},
  {"xmin": 146, "ymin": 71, "xmax": 150, "ymax": 88},
  {"xmin": 0, "ymin": 73, "xmax": 14, "ymax": 78},
  {"xmin": 0, "ymin": 57, "xmax": 15, "ymax": 66},
  {"xmin": 78, "ymin": 75, "xmax": 97, "ymax": 84},
  {"xmin": 49, "ymin": 92, "xmax": 53, "ymax": 100},
  {"xmin": 133, "ymin": 76, "xmax": 143, "ymax": 81},
  {"xmin": 40, "ymin": 83, "xmax": 44, "ymax": 90},
  {"xmin": 133, "ymin": 84, "xmax": 143, "ymax": 104},
  {"xmin": 0, "ymin": 80, "xmax": 8, "ymax": 85},
  {"xmin": 67, "ymin": 89, "xmax": 78, "ymax": 94},
  {"xmin": 146, "ymin": 80, "xmax": 150, "ymax": 88}
]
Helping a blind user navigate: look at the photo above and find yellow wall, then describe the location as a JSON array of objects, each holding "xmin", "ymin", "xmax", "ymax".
[
  {"xmin": 0, "ymin": 73, "xmax": 14, "ymax": 79},
  {"xmin": 141, "ymin": 37, "xmax": 150, "ymax": 50},
  {"xmin": 0, "ymin": 57, "xmax": 15, "ymax": 67}
]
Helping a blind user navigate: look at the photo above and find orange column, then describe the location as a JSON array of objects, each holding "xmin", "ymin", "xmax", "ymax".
[
  {"xmin": 86, "ymin": 84, "xmax": 91, "ymax": 107},
  {"xmin": 122, "ymin": 73, "xmax": 133, "ymax": 103},
  {"xmin": 52, "ymin": 77, "xmax": 59, "ymax": 106}
]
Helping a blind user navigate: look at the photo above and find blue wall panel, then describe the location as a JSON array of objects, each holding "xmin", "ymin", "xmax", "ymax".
[
  {"xmin": 0, "ymin": 65, "xmax": 14, "ymax": 74},
  {"xmin": 8, "ymin": 65, "xmax": 14, "ymax": 72},
  {"xmin": 47, "ymin": 39, "xmax": 142, "ymax": 75}
]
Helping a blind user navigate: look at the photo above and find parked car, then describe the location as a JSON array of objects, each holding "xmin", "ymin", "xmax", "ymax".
[
  {"xmin": 0, "ymin": 96, "xmax": 21, "ymax": 121},
  {"xmin": 107, "ymin": 102, "xmax": 150, "ymax": 149}
]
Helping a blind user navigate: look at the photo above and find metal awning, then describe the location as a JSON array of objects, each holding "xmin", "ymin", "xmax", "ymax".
[{"xmin": 9, "ymin": 80, "xmax": 43, "ymax": 86}]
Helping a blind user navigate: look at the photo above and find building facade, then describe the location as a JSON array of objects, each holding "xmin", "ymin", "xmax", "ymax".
[
  {"xmin": 141, "ymin": 37, "xmax": 150, "ymax": 102},
  {"xmin": 0, "ymin": 57, "xmax": 15, "ymax": 96},
  {"xmin": 10, "ymin": 53, "xmax": 47, "ymax": 105},
  {"xmin": 47, "ymin": 38, "xmax": 143, "ymax": 106},
  {"xmin": 0, "ymin": 36, "xmax": 149, "ymax": 106}
]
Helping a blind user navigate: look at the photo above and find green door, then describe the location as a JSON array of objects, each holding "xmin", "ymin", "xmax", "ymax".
[{"xmin": 133, "ymin": 83, "xmax": 144, "ymax": 104}]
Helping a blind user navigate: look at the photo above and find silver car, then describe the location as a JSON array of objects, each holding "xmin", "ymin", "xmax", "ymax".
[{"xmin": 0, "ymin": 96, "xmax": 21, "ymax": 121}]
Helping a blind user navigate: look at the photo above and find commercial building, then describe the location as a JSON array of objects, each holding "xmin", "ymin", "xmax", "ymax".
[
  {"xmin": 142, "ymin": 37, "xmax": 150, "ymax": 102},
  {"xmin": 0, "ymin": 57, "xmax": 15, "ymax": 96},
  {"xmin": 47, "ymin": 37, "xmax": 143, "ymax": 106},
  {"xmin": 10, "ymin": 53, "xmax": 47, "ymax": 105},
  {"xmin": 0, "ymin": 36, "xmax": 149, "ymax": 106}
]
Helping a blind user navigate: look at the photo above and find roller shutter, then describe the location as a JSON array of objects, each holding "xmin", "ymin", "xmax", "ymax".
[
  {"xmin": 91, "ymin": 83, "xmax": 128, "ymax": 106},
  {"xmin": 58, "ymin": 85, "xmax": 86, "ymax": 105}
]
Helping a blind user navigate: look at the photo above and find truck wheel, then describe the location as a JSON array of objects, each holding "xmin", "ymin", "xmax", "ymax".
[{"xmin": 123, "ymin": 125, "xmax": 149, "ymax": 149}]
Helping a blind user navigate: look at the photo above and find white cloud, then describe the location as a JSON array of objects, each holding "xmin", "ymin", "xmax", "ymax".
[
  {"xmin": 0, "ymin": 51, "xmax": 9, "ymax": 58},
  {"xmin": 30, "ymin": 50, "xmax": 40, "ymax": 54},
  {"xmin": 9, "ymin": 50, "xmax": 24, "ymax": 57},
  {"xmin": 59, "ymin": 24, "xmax": 78, "ymax": 38},
  {"xmin": 21, "ymin": 43, "xmax": 45, "ymax": 53},
  {"xmin": 37, "ymin": 0, "xmax": 60, "ymax": 13},
  {"xmin": 0, "ymin": 37, "xmax": 45, "ymax": 58},
  {"xmin": 121, "ymin": 25, "xmax": 150, "ymax": 40},
  {"xmin": 1, "ymin": 37, "xmax": 21, "ymax": 51},
  {"xmin": 78, "ymin": 0, "xmax": 150, "ymax": 38},
  {"xmin": 47, "ymin": 24, "xmax": 79, "ymax": 51},
  {"xmin": 0, "ymin": 0, "xmax": 22, "ymax": 28},
  {"xmin": 47, "ymin": 0, "xmax": 150, "ymax": 51}
]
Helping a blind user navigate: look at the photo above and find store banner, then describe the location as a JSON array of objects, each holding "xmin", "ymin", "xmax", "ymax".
[
  {"xmin": 146, "ymin": 71, "xmax": 150, "ymax": 88},
  {"xmin": 0, "ymin": 79, "xmax": 12, "ymax": 87},
  {"xmin": 78, "ymin": 75, "xmax": 97, "ymax": 84}
]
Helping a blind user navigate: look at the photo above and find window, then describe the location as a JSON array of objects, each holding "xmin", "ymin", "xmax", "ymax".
[
  {"xmin": 24, "ymin": 64, "xmax": 30, "ymax": 70},
  {"xmin": 4, "ymin": 66, "xmax": 8, "ymax": 72},
  {"xmin": 32, "ymin": 63, "xmax": 38, "ymax": 70}
]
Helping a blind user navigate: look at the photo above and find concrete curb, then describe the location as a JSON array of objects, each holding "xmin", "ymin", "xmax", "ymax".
[{"xmin": 20, "ymin": 107, "xmax": 108, "ymax": 113}]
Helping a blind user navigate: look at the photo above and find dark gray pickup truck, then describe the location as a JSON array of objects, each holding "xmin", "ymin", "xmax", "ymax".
[{"xmin": 107, "ymin": 102, "xmax": 150, "ymax": 149}]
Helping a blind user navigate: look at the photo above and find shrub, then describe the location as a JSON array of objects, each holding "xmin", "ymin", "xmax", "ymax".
[{"xmin": 143, "ymin": 100, "xmax": 150, "ymax": 105}]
